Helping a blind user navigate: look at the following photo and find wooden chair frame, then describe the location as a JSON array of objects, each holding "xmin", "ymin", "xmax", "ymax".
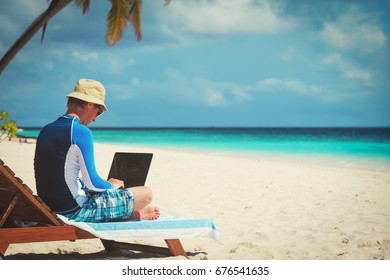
[{"xmin": 0, "ymin": 159, "xmax": 186, "ymax": 259}]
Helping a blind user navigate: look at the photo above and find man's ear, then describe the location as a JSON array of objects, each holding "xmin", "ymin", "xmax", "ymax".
[{"xmin": 86, "ymin": 102, "xmax": 94, "ymax": 108}]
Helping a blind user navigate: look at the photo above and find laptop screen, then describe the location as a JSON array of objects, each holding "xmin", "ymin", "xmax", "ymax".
[{"xmin": 107, "ymin": 152, "xmax": 153, "ymax": 188}]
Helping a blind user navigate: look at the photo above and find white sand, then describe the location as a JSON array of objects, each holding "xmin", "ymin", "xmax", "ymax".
[{"xmin": 1, "ymin": 140, "xmax": 389, "ymax": 260}]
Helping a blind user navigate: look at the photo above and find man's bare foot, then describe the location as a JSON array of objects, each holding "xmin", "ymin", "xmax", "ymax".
[{"xmin": 130, "ymin": 206, "xmax": 160, "ymax": 220}]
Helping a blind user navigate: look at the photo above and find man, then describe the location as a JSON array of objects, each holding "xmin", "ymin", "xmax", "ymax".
[{"xmin": 34, "ymin": 78, "xmax": 159, "ymax": 222}]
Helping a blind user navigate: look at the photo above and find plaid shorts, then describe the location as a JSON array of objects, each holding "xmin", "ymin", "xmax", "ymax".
[{"xmin": 65, "ymin": 188, "xmax": 135, "ymax": 223}]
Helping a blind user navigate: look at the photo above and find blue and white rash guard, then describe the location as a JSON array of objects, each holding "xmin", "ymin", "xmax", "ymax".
[{"xmin": 34, "ymin": 115, "xmax": 113, "ymax": 215}]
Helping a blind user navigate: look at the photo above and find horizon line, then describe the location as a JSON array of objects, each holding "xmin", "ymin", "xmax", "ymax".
[{"xmin": 18, "ymin": 126, "xmax": 390, "ymax": 130}]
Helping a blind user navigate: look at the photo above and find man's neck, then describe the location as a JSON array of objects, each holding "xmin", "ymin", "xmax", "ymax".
[{"xmin": 65, "ymin": 112, "xmax": 80, "ymax": 120}]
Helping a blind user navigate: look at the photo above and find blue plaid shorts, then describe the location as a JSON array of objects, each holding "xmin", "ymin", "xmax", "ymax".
[{"xmin": 64, "ymin": 188, "xmax": 135, "ymax": 223}]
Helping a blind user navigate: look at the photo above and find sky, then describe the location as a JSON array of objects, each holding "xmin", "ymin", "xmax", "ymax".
[{"xmin": 0, "ymin": 0, "xmax": 389, "ymax": 128}]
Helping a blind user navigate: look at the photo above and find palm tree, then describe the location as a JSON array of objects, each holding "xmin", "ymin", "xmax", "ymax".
[
  {"xmin": 0, "ymin": 0, "xmax": 170, "ymax": 75},
  {"xmin": 0, "ymin": 111, "xmax": 18, "ymax": 141}
]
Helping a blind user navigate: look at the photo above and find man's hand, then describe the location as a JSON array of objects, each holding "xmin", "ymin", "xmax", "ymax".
[{"xmin": 108, "ymin": 178, "xmax": 125, "ymax": 190}]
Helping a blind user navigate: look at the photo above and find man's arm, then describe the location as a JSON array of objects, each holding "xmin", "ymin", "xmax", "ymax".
[{"xmin": 73, "ymin": 124, "xmax": 114, "ymax": 191}]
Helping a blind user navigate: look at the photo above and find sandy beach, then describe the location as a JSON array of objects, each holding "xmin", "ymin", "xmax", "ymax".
[{"xmin": 0, "ymin": 140, "xmax": 389, "ymax": 260}]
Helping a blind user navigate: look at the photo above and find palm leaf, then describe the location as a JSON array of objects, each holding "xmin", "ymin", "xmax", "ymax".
[
  {"xmin": 106, "ymin": 0, "xmax": 131, "ymax": 45},
  {"xmin": 128, "ymin": 0, "xmax": 142, "ymax": 41}
]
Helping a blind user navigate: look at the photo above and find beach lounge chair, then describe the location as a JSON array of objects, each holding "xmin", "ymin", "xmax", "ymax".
[{"xmin": 0, "ymin": 159, "xmax": 218, "ymax": 259}]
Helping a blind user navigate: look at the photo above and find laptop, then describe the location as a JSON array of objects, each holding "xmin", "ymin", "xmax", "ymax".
[{"xmin": 107, "ymin": 152, "xmax": 153, "ymax": 188}]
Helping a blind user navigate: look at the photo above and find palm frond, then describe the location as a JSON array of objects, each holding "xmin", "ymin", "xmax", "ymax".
[
  {"xmin": 75, "ymin": 0, "xmax": 90, "ymax": 14},
  {"xmin": 128, "ymin": 0, "xmax": 142, "ymax": 41},
  {"xmin": 106, "ymin": 0, "xmax": 131, "ymax": 45}
]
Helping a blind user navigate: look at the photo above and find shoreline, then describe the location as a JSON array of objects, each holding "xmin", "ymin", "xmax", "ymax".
[
  {"xmin": 1, "ymin": 140, "xmax": 389, "ymax": 260},
  {"xmin": 16, "ymin": 127, "xmax": 390, "ymax": 167},
  {"xmin": 106, "ymin": 141, "xmax": 390, "ymax": 174}
]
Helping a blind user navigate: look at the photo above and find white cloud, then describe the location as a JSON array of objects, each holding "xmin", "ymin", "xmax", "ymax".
[
  {"xmin": 112, "ymin": 69, "xmax": 336, "ymax": 107},
  {"xmin": 259, "ymin": 78, "xmax": 280, "ymax": 87},
  {"xmin": 128, "ymin": 58, "xmax": 136, "ymax": 65},
  {"xmin": 344, "ymin": 69, "xmax": 372, "ymax": 83},
  {"xmin": 322, "ymin": 53, "xmax": 342, "ymax": 65},
  {"xmin": 232, "ymin": 86, "xmax": 252, "ymax": 101},
  {"xmin": 108, "ymin": 68, "xmax": 253, "ymax": 106},
  {"xmin": 258, "ymin": 78, "xmax": 322, "ymax": 96},
  {"xmin": 163, "ymin": 69, "xmax": 244, "ymax": 106},
  {"xmin": 14, "ymin": 0, "xmax": 48, "ymax": 18},
  {"xmin": 278, "ymin": 47, "xmax": 306, "ymax": 62},
  {"xmin": 0, "ymin": 0, "xmax": 49, "ymax": 51},
  {"xmin": 321, "ymin": 8, "xmax": 387, "ymax": 52},
  {"xmin": 71, "ymin": 51, "xmax": 98, "ymax": 61},
  {"xmin": 0, "ymin": 15, "xmax": 20, "ymax": 41},
  {"xmin": 285, "ymin": 80, "xmax": 310, "ymax": 94},
  {"xmin": 131, "ymin": 77, "xmax": 140, "ymax": 86},
  {"xmin": 322, "ymin": 53, "xmax": 373, "ymax": 84},
  {"xmin": 205, "ymin": 90, "xmax": 228, "ymax": 107},
  {"xmin": 159, "ymin": 0, "xmax": 297, "ymax": 37},
  {"xmin": 43, "ymin": 62, "xmax": 54, "ymax": 71},
  {"xmin": 107, "ymin": 57, "xmax": 129, "ymax": 74},
  {"xmin": 108, "ymin": 82, "xmax": 140, "ymax": 100}
]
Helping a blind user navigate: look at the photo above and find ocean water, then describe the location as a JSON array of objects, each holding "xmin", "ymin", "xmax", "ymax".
[{"xmin": 18, "ymin": 127, "xmax": 390, "ymax": 162}]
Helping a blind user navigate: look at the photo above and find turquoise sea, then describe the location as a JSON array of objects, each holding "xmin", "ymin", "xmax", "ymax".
[{"xmin": 18, "ymin": 127, "xmax": 390, "ymax": 162}]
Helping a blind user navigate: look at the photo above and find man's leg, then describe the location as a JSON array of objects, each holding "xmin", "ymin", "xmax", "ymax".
[{"xmin": 128, "ymin": 186, "xmax": 160, "ymax": 220}]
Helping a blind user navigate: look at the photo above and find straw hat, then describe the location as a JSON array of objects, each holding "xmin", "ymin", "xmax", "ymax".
[{"xmin": 66, "ymin": 79, "xmax": 108, "ymax": 111}]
